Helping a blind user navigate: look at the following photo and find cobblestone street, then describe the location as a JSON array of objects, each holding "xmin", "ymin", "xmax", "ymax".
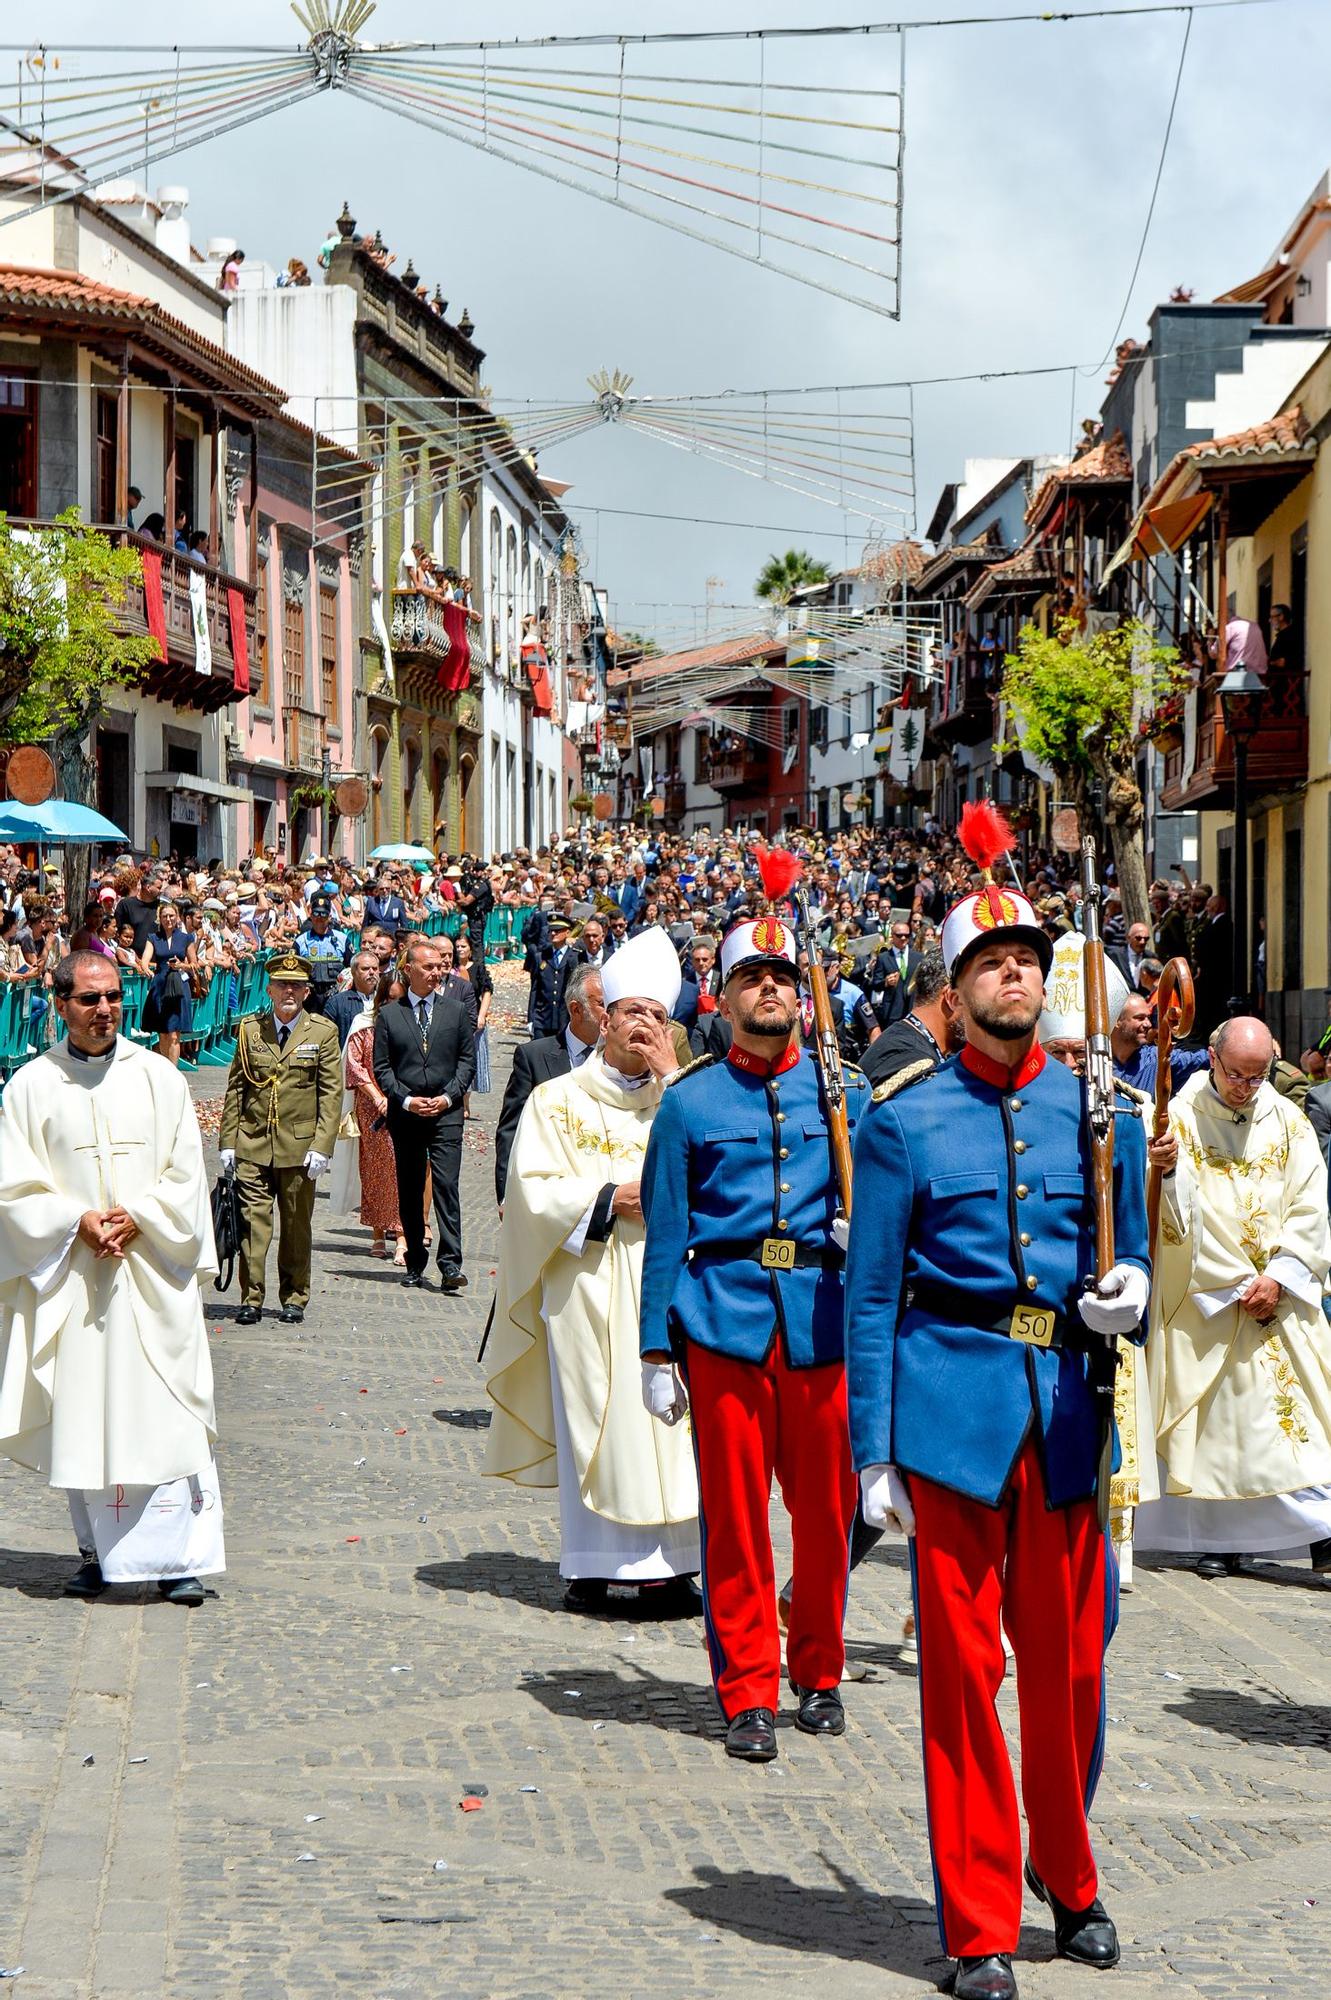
[{"xmin": 2, "ymin": 1031, "xmax": 1329, "ymax": 2000}]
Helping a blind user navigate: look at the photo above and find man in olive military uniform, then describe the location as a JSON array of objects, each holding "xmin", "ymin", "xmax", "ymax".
[{"xmin": 220, "ymin": 952, "xmax": 342, "ymax": 1326}]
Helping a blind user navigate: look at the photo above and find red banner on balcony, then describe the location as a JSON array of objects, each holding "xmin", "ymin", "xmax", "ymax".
[
  {"xmin": 438, "ymin": 601, "xmax": 471, "ymax": 692},
  {"xmin": 522, "ymin": 638, "xmax": 554, "ymax": 717},
  {"xmin": 227, "ymin": 587, "xmax": 251, "ymax": 695},
  {"xmin": 140, "ymin": 548, "xmax": 168, "ymax": 663}
]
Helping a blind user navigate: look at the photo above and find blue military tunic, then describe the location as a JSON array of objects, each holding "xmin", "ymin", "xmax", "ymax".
[
  {"xmin": 845, "ymin": 1042, "xmax": 1150, "ymax": 1509},
  {"xmin": 641, "ymin": 1045, "xmax": 868, "ymax": 1368}
]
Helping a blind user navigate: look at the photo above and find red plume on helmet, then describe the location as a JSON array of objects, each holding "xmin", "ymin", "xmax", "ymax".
[
  {"xmin": 958, "ymin": 800, "xmax": 1014, "ymax": 883},
  {"xmin": 752, "ymin": 841, "xmax": 804, "ymax": 905}
]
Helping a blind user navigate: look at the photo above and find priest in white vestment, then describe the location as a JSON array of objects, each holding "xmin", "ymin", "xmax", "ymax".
[
  {"xmin": 485, "ymin": 926, "xmax": 700, "ymax": 1612},
  {"xmin": 0, "ymin": 949, "xmax": 223, "ymax": 1605},
  {"xmin": 1136, "ymin": 1016, "xmax": 1331, "ymax": 1577}
]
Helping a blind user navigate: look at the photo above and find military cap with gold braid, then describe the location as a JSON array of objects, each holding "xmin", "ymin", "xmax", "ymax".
[{"xmin": 266, "ymin": 949, "xmax": 311, "ymax": 984}]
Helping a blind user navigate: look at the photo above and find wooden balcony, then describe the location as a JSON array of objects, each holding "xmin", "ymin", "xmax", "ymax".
[
  {"xmin": 22, "ymin": 525, "xmax": 256, "ymax": 715},
  {"xmin": 661, "ymin": 779, "xmax": 687, "ymax": 822},
  {"xmin": 283, "ymin": 704, "xmax": 327, "ymax": 776},
  {"xmin": 930, "ymin": 659, "xmax": 997, "ymax": 747},
  {"xmin": 1158, "ymin": 672, "xmax": 1309, "ymax": 812},
  {"xmin": 704, "ymin": 748, "xmax": 769, "ymax": 789}
]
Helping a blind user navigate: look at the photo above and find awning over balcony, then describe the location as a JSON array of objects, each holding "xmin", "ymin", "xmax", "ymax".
[{"xmin": 522, "ymin": 639, "xmax": 554, "ymax": 717}]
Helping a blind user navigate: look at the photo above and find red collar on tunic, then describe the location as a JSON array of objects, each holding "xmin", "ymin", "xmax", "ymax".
[
  {"xmin": 727, "ymin": 1042, "xmax": 800, "ymax": 1079},
  {"xmin": 960, "ymin": 1042, "xmax": 1046, "ymax": 1091}
]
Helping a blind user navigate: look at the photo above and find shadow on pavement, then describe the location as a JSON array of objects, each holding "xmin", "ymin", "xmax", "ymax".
[
  {"xmin": 415, "ymin": 1551, "xmax": 699, "ymax": 1627},
  {"xmin": 0, "ymin": 1547, "xmax": 70, "ymax": 1597},
  {"xmin": 664, "ymin": 1858, "xmax": 947, "ymax": 1982},
  {"xmin": 519, "ymin": 1663, "xmax": 720, "ymax": 1735},
  {"xmin": 1165, "ymin": 1686, "xmax": 1331, "ymax": 1751}
]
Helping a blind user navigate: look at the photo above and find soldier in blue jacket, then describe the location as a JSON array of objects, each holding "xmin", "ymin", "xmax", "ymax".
[
  {"xmin": 846, "ymin": 879, "xmax": 1150, "ymax": 2000},
  {"xmin": 640, "ymin": 913, "xmax": 867, "ymax": 1763}
]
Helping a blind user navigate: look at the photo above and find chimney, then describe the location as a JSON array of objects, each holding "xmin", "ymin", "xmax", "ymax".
[{"xmin": 155, "ymin": 185, "xmax": 191, "ymax": 267}]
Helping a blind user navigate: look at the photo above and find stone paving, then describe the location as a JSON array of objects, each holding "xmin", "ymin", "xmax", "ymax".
[{"xmin": 1, "ymin": 1029, "xmax": 1329, "ymax": 1998}]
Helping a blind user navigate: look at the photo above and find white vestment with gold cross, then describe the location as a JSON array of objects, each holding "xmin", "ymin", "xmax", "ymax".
[
  {"xmin": 0, "ymin": 1036, "xmax": 219, "ymax": 1492},
  {"xmin": 485, "ymin": 1051, "xmax": 699, "ymax": 1578},
  {"xmin": 1136, "ymin": 1071, "xmax": 1331, "ymax": 1553}
]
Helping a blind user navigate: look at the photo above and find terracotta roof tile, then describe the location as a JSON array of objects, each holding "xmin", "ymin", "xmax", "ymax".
[
  {"xmin": 0, "ymin": 263, "xmax": 285, "ymax": 410},
  {"xmin": 844, "ymin": 538, "xmax": 928, "ymax": 587},
  {"xmin": 607, "ymin": 631, "xmax": 780, "ymax": 687},
  {"xmin": 1181, "ymin": 406, "xmax": 1308, "ymax": 460},
  {"xmin": 1026, "ymin": 430, "xmax": 1132, "ymax": 525},
  {"xmin": 916, "ymin": 539, "xmax": 1003, "ymax": 592},
  {"xmin": 962, "ymin": 538, "xmax": 1054, "ymax": 610}
]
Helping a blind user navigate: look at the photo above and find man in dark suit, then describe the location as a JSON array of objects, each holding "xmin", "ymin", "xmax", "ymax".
[
  {"xmin": 673, "ymin": 935, "xmax": 720, "ymax": 1035},
  {"xmin": 373, "ymin": 936, "xmax": 476, "ymax": 1292},
  {"xmin": 862, "ymin": 952, "xmax": 960, "ymax": 1087},
  {"xmin": 872, "ymin": 918, "xmax": 924, "ymax": 1027},
  {"xmin": 494, "ymin": 962, "xmax": 604, "ymax": 1204},
  {"xmin": 1192, "ymin": 891, "xmax": 1236, "ymax": 1039}
]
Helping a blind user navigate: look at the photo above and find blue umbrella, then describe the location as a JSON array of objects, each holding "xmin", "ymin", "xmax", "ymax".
[{"xmin": 0, "ymin": 800, "xmax": 128, "ymax": 843}]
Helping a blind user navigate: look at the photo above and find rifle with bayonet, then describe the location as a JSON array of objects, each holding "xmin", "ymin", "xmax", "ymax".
[
  {"xmin": 1080, "ymin": 834, "xmax": 1120, "ymax": 1531},
  {"xmin": 793, "ymin": 884, "xmax": 854, "ymax": 1223}
]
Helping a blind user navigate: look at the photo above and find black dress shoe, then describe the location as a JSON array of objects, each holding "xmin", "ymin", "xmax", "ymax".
[
  {"xmin": 1025, "ymin": 1861, "xmax": 1120, "ymax": 1967},
  {"xmin": 438, "ymin": 1266, "xmax": 467, "ymax": 1292},
  {"xmin": 277, "ymin": 1305, "xmax": 304, "ymax": 1325},
  {"xmin": 1310, "ymin": 1536, "xmax": 1331, "ymax": 1573},
  {"xmin": 64, "ymin": 1559, "xmax": 106, "ymax": 1598},
  {"xmin": 157, "ymin": 1575, "xmax": 205, "ymax": 1607},
  {"xmin": 950, "ymin": 1954, "xmax": 1017, "ymax": 2000},
  {"xmin": 235, "ymin": 1304, "xmax": 262, "ymax": 1326},
  {"xmin": 562, "ymin": 1577, "xmax": 609, "ymax": 1613},
  {"xmin": 792, "ymin": 1684, "xmax": 846, "ymax": 1736},
  {"xmin": 400, "ymin": 1271, "xmax": 426, "ymax": 1289},
  {"xmin": 724, "ymin": 1707, "xmax": 778, "ymax": 1762},
  {"xmin": 639, "ymin": 1575, "xmax": 702, "ymax": 1618},
  {"xmin": 1196, "ymin": 1552, "xmax": 1242, "ymax": 1579}
]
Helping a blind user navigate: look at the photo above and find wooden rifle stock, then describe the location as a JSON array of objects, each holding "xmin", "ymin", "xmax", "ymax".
[
  {"xmin": 1145, "ymin": 956, "xmax": 1195, "ymax": 1247},
  {"xmin": 793, "ymin": 886, "xmax": 854, "ymax": 1220},
  {"xmin": 1080, "ymin": 837, "xmax": 1119, "ymax": 1528}
]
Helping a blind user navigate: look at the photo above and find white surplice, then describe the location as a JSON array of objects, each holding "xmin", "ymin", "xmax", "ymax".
[
  {"xmin": 1136, "ymin": 1072, "xmax": 1331, "ymax": 1555},
  {"xmin": 0, "ymin": 1039, "xmax": 221, "ymax": 1556},
  {"xmin": 485, "ymin": 1051, "xmax": 699, "ymax": 1579}
]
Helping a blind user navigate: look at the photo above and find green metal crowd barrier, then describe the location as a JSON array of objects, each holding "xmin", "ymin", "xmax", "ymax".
[{"xmin": 0, "ymin": 916, "xmax": 543, "ymax": 1091}]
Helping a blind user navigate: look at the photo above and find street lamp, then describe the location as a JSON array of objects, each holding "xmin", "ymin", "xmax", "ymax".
[{"xmin": 1217, "ymin": 664, "xmax": 1266, "ymax": 1007}]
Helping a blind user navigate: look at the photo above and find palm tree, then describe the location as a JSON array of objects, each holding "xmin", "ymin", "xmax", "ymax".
[{"xmin": 754, "ymin": 548, "xmax": 830, "ymax": 606}]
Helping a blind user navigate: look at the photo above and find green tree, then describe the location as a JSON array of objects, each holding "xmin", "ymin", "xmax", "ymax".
[
  {"xmin": 754, "ymin": 548, "xmax": 829, "ymax": 606},
  {"xmin": 1000, "ymin": 617, "xmax": 1186, "ymax": 924},
  {"xmin": 0, "ymin": 511, "xmax": 160, "ymax": 904}
]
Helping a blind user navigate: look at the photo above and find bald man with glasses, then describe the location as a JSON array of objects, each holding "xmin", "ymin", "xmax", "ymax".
[{"xmin": 1137, "ymin": 1015, "xmax": 1331, "ymax": 1581}]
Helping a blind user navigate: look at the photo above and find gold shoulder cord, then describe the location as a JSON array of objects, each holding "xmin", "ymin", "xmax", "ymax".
[{"xmin": 236, "ymin": 1019, "xmax": 281, "ymax": 1135}]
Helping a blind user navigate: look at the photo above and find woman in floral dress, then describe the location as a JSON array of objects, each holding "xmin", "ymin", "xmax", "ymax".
[{"xmin": 344, "ymin": 968, "xmax": 404, "ymax": 1260}]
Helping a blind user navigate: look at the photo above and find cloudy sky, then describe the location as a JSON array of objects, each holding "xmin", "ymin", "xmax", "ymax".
[{"xmin": 33, "ymin": 0, "xmax": 1331, "ymax": 641}]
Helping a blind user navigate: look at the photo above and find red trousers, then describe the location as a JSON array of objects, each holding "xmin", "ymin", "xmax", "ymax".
[
  {"xmin": 910, "ymin": 1443, "xmax": 1115, "ymax": 1958},
  {"xmin": 685, "ymin": 1338, "xmax": 856, "ymax": 1717}
]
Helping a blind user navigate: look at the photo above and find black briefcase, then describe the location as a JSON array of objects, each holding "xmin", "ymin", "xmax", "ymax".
[{"xmin": 210, "ymin": 1163, "xmax": 241, "ymax": 1293}]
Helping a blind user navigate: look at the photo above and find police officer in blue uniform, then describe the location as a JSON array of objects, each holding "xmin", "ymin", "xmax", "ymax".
[
  {"xmin": 640, "ymin": 913, "xmax": 868, "ymax": 1763},
  {"xmin": 846, "ymin": 877, "xmax": 1150, "ymax": 2000},
  {"xmin": 294, "ymin": 891, "xmax": 351, "ymax": 1017}
]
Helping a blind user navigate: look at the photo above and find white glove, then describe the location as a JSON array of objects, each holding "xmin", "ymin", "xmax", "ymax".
[
  {"xmin": 860, "ymin": 1464, "xmax": 915, "ymax": 1536},
  {"xmin": 641, "ymin": 1359, "xmax": 689, "ymax": 1427},
  {"xmin": 1077, "ymin": 1262, "xmax": 1150, "ymax": 1338},
  {"xmin": 303, "ymin": 1150, "xmax": 330, "ymax": 1181},
  {"xmin": 831, "ymin": 1214, "xmax": 851, "ymax": 1254},
  {"xmin": 219, "ymin": 1149, "xmax": 236, "ymax": 1172}
]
